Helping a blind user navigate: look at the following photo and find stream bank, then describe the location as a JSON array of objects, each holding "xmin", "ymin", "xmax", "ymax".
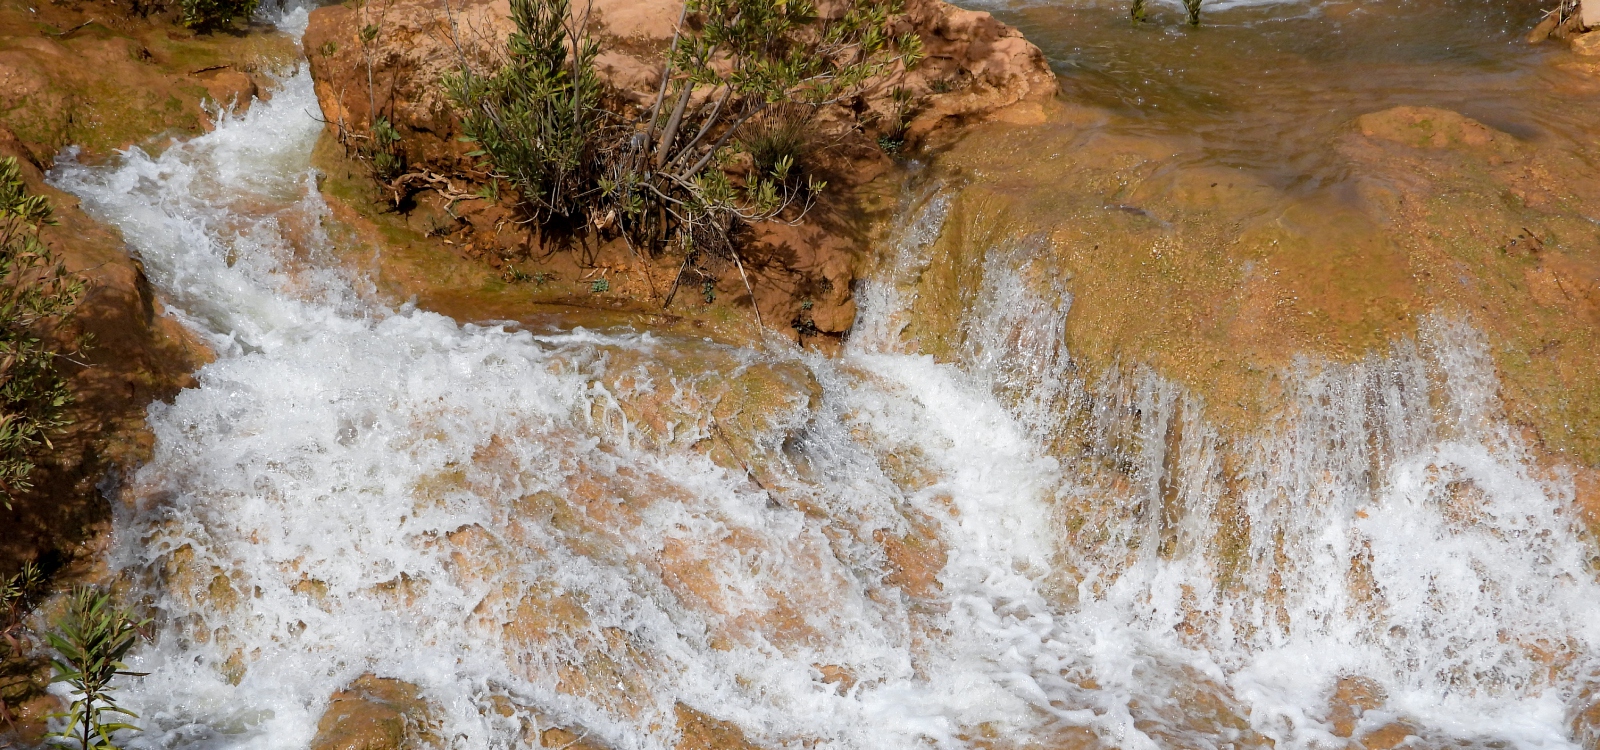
[{"xmin": 0, "ymin": 0, "xmax": 301, "ymax": 736}]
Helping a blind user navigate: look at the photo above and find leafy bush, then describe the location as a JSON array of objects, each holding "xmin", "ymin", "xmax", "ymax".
[
  {"xmin": 447, "ymin": 0, "xmax": 602, "ymax": 220},
  {"xmin": 45, "ymin": 587, "xmax": 149, "ymax": 750},
  {"xmin": 1, "ymin": 560, "xmax": 46, "ymax": 727},
  {"xmin": 0, "ymin": 157, "xmax": 84, "ymax": 511},
  {"xmin": 179, "ymin": 0, "xmax": 259, "ymax": 30},
  {"xmin": 450, "ymin": 0, "xmax": 922, "ymax": 245}
]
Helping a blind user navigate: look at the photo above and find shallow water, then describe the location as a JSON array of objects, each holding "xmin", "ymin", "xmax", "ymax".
[
  {"xmin": 961, "ymin": 0, "xmax": 1597, "ymax": 190},
  {"xmin": 42, "ymin": 1, "xmax": 1600, "ymax": 749}
]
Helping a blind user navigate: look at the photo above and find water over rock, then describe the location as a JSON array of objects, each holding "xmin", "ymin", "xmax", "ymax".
[{"xmin": 310, "ymin": 675, "xmax": 440, "ymax": 750}]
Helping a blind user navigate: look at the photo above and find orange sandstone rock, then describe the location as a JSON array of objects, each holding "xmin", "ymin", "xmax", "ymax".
[{"xmin": 310, "ymin": 675, "xmax": 439, "ymax": 750}]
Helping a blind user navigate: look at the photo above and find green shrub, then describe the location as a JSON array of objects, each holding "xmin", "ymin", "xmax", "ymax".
[
  {"xmin": 179, "ymin": 0, "xmax": 259, "ymax": 30},
  {"xmin": 0, "ymin": 157, "xmax": 84, "ymax": 511},
  {"xmin": 601, "ymin": 0, "xmax": 921, "ymax": 245},
  {"xmin": 1, "ymin": 560, "xmax": 46, "ymax": 718},
  {"xmin": 449, "ymin": 0, "xmax": 921, "ymax": 242},
  {"xmin": 739, "ymin": 103, "xmax": 812, "ymax": 182},
  {"xmin": 447, "ymin": 0, "xmax": 602, "ymax": 220},
  {"xmin": 45, "ymin": 587, "xmax": 149, "ymax": 750}
]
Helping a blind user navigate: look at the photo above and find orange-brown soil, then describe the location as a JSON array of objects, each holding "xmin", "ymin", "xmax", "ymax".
[{"xmin": 300, "ymin": 0, "xmax": 1057, "ymax": 345}]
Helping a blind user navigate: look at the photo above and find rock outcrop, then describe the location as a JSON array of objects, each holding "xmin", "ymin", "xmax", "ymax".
[
  {"xmin": 310, "ymin": 676, "xmax": 440, "ymax": 750},
  {"xmin": 0, "ymin": 0, "xmax": 297, "ymax": 165},
  {"xmin": 0, "ymin": 2, "xmax": 284, "ymax": 739},
  {"xmin": 302, "ymin": 0, "xmax": 1057, "ymax": 341},
  {"xmin": 0, "ymin": 122, "xmax": 211, "ymax": 750},
  {"xmin": 306, "ymin": 0, "xmax": 1053, "ymax": 166}
]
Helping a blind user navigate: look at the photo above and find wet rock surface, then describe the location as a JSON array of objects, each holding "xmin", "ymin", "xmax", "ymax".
[
  {"xmin": 908, "ymin": 96, "xmax": 1600, "ymax": 470},
  {"xmin": 0, "ymin": 0, "xmax": 297, "ymax": 164},
  {"xmin": 311, "ymin": 675, "xmax": 440, "ymax": 750},
  {"xmin": 0, "ymin": 137, "xmax": 210, "ymax": 575}
]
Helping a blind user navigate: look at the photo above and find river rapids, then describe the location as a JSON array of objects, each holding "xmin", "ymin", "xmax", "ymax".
[{"xmin": 43, "ymin": 4, "xmax": 1600, "ymax": 750}]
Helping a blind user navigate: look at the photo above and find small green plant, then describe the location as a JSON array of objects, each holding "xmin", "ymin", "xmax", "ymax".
[
  {"xmin": 44, "ymin": 587, "xmax": 149, "ymax": 750},
  {"xmin": 0, "ymin": 157, "xmax": 85, "ymax": 511},
  {"xmin": 740, "ymin": 103, "xmax": 811, "ymax": 183},
  {"xmin": 504, "ymin": 267, "xmax": 550, "ymax": 284},
  {"xmin": 1131, "ymin": 0, "xmax": 1148, "ymax": 23},
  {"xmin": 178, "ymin": 0, "xmax": 259, "ymax": 30},
  {"xmin": 472, "ymin": 177, "xmax": 501, "ymax": 203},
  {"xmin": 2, "ymin": 560, "xmax": 46, "ymax": 727},
  {"xmin": 366, "ymin": 116, "xmax": 407, "ymax": 183},
  {"xmin": 878, "ymin": 86, "xmax": 916, "ymax": 154},
  {"xmin": 701, "ymin": 280, "xmax": 716, "ymax": 304},
  {"xmin": 1183, "ymin": 0, "xmax": 1201, "ymax": 26},
  {"xmin": 2, "ymin": 561, "xmax": 45, "ymax": 650},
  {"xmin": 590, "ymin": 278, "xmax": 609, "ymax": 293}
]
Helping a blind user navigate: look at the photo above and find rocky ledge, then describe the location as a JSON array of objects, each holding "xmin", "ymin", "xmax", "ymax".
[{"xmin": 301, "ymin": 0, "xmax": 1057, "ymax": 344}]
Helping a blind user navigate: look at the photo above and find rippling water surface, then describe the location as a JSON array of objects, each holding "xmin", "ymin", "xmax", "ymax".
[{"xmin": 962, "ymin": 0, "xmax": 1594, "ymax": 188}]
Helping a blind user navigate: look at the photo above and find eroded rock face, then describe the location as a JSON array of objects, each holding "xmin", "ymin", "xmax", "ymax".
[
  {"xmin": 0, "ymin": 0, "xmax": 297, "ymax": 164},
  {"xmin": 305, "ymin": 0, "xmax": 513, "ymax": 172},
  {"xmin": 305, "ymin": 0, "xmax": 1054, "ymax": 161},
  {"xmin": 890, "ymin": 0, "xmax": 1058, "ymax": 145},
  {"xmin": 301, "ymin": 0, "xmax": 1057, "ymax": 340}
]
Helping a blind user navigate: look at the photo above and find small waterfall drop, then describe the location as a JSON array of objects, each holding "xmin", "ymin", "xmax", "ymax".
[{"xmin": 47, "ymin": 19, "xmax": 1600, "ymax": 750}]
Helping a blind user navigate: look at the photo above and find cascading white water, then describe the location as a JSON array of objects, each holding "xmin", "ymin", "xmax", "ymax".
[{"xmin": 47, "ymin": 14, "xmax": 1600, "ymax": 750}]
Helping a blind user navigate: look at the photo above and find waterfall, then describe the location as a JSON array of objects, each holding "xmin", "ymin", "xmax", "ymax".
[{"xmin": 46, "ymin": 17, "xmax": 1600, "ymax": 750}]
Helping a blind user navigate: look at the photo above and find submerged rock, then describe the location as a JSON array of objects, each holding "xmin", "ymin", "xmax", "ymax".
[
  {"xmin": 1574, "ymin": 31, "xmax": 1600, "ymax": 56},
  {"xmin": 1354, "ymin": 106, "xmax": 1515, "ymax": 152},
  {"xmin": 311, "ymin": 675, "xmax": 439, "ymax": 750}
]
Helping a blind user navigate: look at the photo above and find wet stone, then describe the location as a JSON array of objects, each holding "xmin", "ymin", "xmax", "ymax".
[{"xmin": 310, "ymin": 675, "xmax": 438, "ymax": 750}]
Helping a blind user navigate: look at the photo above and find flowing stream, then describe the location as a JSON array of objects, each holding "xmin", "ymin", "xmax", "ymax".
[{"xmin": 45, "ymin": 1, "xmax": 1600, "ymax": 749}]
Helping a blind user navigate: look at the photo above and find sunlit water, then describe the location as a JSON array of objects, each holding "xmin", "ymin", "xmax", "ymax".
[
  {"xmin": 958, "ymin": 0, "xmax": 1598, "ymax": 190},
  {"xmin": 45, "ymin": 3, "xmax": 1600, "ymax": 749}
]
